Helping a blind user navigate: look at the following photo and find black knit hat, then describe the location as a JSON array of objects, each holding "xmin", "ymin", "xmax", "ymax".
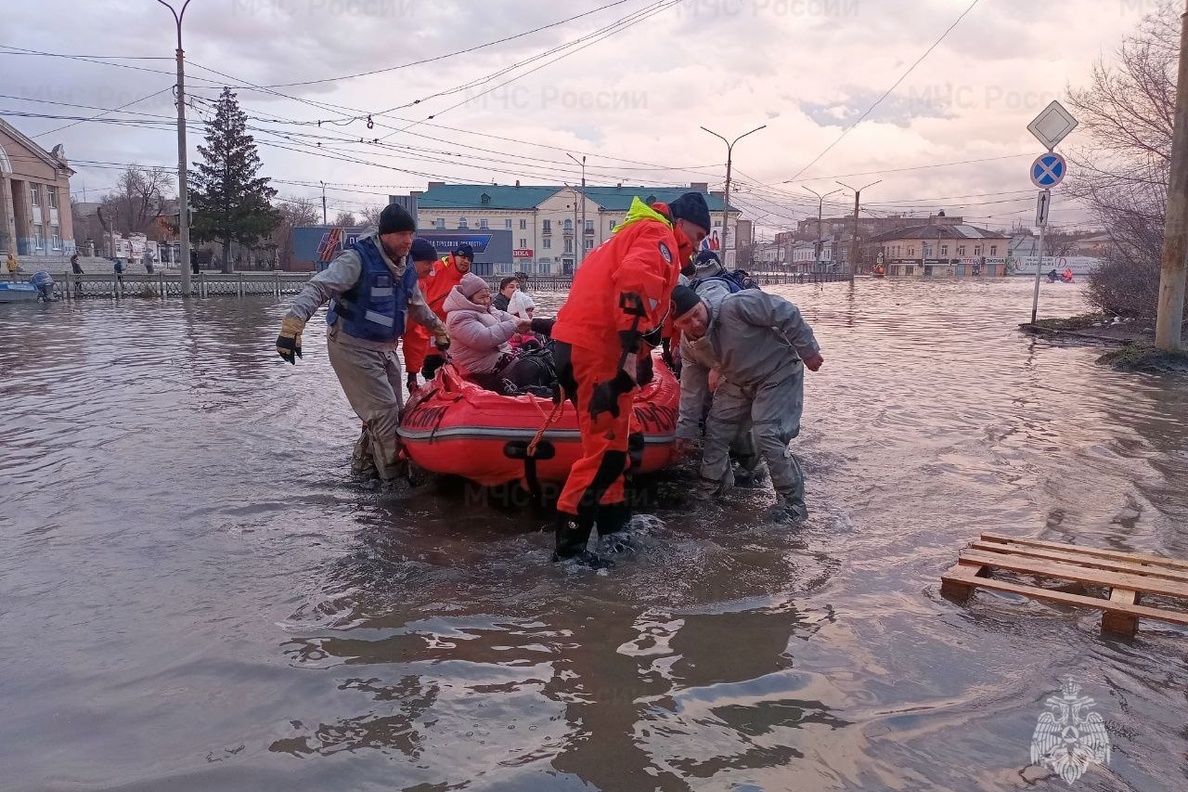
[
  {"xmin": 409, "ymin": 238, "xmax": 437, "ymax": 262},
  {"xmin": 670, "ymin": 285, "xmax": 703, "ymax": 319},
  {"xmin": 378, "ymin": 203, "xmax": 416, "ymax": 235},
  {"xmin": 668, "ymin": 192, "xmax": 712, "ymax": 234},
  {"xmin": 454, "ymin": 244, "xmax": 475, "ymax": 260}
]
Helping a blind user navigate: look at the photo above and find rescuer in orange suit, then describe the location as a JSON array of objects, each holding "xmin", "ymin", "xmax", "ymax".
[
  {"xmin": 398, "ymin": 239, "xmax": 440, "ymax": 393},
  {"xmin": 404, "ymin": 244, "xmax": 474, "ymax": 390},
  {"xmin": 550, "ymin": 191, "xmax": 711, "ymax": 565}
]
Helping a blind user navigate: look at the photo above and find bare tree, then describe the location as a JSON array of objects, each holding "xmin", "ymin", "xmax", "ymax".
[
  {"xmin": 359, "ymin": 204, "xmax": 385, "ymax": 229},
  {"xmin": 271, "ymin": 197, "xmax": 321, "ymax": 270},
  {"xmin": 332, "ymin": 210, "xmax": 357, "ymax": 228},
  {"xmin": 1066, "ymin": 0, "xmax": 1181, "ymax": 315},
  {"xmin": 98, "ymin": 166, "xmax": 175, "ymax": 239}
]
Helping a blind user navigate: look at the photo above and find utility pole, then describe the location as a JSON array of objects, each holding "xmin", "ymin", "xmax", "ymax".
[
  {"xmin": 837, "ymin": 179, "xmax": 881, "ymax": 282},
  {"xmin": 804, "ymin": 186, "xmax": 841, "ymax": 274},
  {"xmin": 1156, "ymin": 0, "xmax": 1188, "ymax": 349},
  {"xmin": 320, "ymin": 181, "xmax": 328, "ymax": 225},
  {"xmin": 567, "ymin": 153, "xmax": 587, "ymax": 266},
  {"xmin": 157, "ymin": 0, "xmax": 193, "ymax": 296},
  {"xmin": 701, "ymin": 124, "xmax": 766, "ymax": 268}
]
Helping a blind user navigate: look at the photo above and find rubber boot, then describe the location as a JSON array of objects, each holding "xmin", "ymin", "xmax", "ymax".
[
  {"xmin": 596, "ymin": 502, "xmax": 636, "ymax": 554},
  {"xmin": 552, "ymin": 510, "xmax": 606, "ymax": 567}
]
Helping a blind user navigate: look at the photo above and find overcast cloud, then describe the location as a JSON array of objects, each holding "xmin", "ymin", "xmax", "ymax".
[{"xmin": 0, "ymin": 0, "xmax": 1162, "ymax": 237}]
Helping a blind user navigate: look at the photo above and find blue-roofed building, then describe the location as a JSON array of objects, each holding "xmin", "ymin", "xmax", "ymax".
[{"xmin": 403, "ymin": 181, "xmax": 746, "ymax": 276}]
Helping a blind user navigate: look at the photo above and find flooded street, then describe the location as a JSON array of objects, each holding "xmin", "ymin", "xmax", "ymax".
[{"xmin": 2, "ymin": 278, "xmax": 1186, "ymax": 791}]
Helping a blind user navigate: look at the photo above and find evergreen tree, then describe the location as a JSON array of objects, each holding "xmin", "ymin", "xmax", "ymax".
[{"xmin": 190, "ymin": 87, "xmax": 278, "ymax": 273}]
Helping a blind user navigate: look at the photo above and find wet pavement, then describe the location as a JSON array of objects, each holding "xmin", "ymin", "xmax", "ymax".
[{"xmin": 1, "ymin": 278, "xmax": 1185, "ymax": 791}]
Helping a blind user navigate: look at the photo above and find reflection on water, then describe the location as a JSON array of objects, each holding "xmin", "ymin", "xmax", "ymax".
[{"xmin": 1, "ymin": 280, "xmax": 1186, "ymax": 791}]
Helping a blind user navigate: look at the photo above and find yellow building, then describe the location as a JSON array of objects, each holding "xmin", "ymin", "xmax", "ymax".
[
  {"xmin": 0, "ymin": 117, "xmax": 75, "ymax": 258},
  {"xmin": 872, "ymin": 222, "xmax": 1011, "ymax": 277}
]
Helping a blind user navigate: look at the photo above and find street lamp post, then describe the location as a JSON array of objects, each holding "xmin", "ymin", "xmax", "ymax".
[
  {"xmin": 567, "ymin": 153, "xmax": 586, "ymax": 266},
  {"xmin": 701, "ymin": 124, "xmax": 766, "ymax": 268},
  {"xmin": 804, "ymin": 186, "xmax": 841, "ymax": 275},
  {"xmin": 156, "ymin": 0, "xmax": 193, "ymax": 297},
  {"xmin": 836, "ymin": 179, "xmax": 881, "ymax": 282},
  {"xmin": 320, "ymin": 181, "xmax": 328, "ymax": 225}
]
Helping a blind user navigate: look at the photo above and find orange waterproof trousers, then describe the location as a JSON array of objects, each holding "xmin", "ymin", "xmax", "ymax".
[{"xmin": 556, "ymin": 344, "xmax": 636, "ymax": 516}]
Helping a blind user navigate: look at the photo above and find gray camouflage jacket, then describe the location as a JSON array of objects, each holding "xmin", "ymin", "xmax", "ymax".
[{"xmin": 676, "ymin": 289, "xmax": 820, "ymax": 439}]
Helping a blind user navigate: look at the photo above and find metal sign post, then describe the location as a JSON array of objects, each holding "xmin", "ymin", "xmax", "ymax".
[{"xmin": 1026, "ymin": 101, "xmax": 1078, "ymax": 325}]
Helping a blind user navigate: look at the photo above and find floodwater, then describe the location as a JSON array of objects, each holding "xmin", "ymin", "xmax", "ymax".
[{"xmin": 1, "ymin": 278, "xmax": 1186, "ymax": 792}]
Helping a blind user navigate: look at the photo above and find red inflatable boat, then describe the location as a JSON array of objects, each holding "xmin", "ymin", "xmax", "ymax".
[{"xmin": 398, "ymin": 353, "xmax": 680, "ymax": 487}]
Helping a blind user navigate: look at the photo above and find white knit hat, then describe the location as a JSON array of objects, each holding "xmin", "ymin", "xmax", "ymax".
[{"xmin": 508, "ymin": 289, "xmax": 535, "ymax": 319}]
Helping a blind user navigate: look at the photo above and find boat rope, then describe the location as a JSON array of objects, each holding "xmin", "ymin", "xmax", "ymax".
[{"xmin": 526, "ymin": 390, "xmax": 566, "ymax": 458}]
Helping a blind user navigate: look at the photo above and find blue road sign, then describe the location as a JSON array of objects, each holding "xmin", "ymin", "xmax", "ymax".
[{"xmin": 1031, "ymin": 153, "xmax": 1066, "ymax": 188}]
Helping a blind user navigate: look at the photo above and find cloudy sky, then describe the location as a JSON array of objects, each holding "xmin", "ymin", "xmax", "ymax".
[{"xmin": 0, "ymin": 0, "xmax": 1165, "ymax": 238}]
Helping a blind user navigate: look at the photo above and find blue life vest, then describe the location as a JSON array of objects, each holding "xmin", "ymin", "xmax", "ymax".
[
  {"xmin": 326, "ymin": 236, "xmax": 418, "ymax": 343},
  {"xmin": 692, "ymin": 269, "xmax": 761, "ymax": 295}
]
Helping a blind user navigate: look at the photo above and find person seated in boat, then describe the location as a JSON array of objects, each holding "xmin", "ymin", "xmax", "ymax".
[
  {"xmin": 494, "ymin": 276, "xmax": 519, "ymax": 312},
  {"xmin": 507, "ymin": 289, "xmax": 543, "ymax": 350},
  {"xmin": 1062, "ymin": 267, "xmax": 1074, "ymax": 282},
  {"xmin": 444, "ymin": 273, "xmax": 555, "ymax": 392},
  {"xmin": 1047, "ymin": 268, "xmax": 1059, "ymax": 282}
]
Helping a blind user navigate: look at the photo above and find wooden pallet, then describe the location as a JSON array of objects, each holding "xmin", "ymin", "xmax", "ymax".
[{"xmin": 940, "ymin": 532, "xmax": 1188, "ymax": 637}]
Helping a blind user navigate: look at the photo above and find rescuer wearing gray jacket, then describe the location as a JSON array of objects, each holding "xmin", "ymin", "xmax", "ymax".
[
  {"xmin": 671, "ymin": 285, "xmax": 824, "ymax": 522},
  {"xmin": 276, "ymin": 205, "xmax": 449, "ymax": 484}
]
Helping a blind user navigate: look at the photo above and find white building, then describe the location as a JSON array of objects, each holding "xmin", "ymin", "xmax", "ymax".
[{"xmin": 412, "ymin": 182, "xmax": 744, "ymax": 275}]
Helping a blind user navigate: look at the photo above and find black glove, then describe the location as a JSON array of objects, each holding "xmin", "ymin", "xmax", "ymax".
[
  {"xmin": 660, "ymin": 337, "xmax": 674, "ymax": 370},
  {"xmin": 589, "ymin": 370, "xmax": 636, "ymax": 420},
  {"xmin": 530, "ymin": 317, "xmax": 556, "ymax": 336},
  {"xmin": 618, "ymin": 329, "xmax": 643, "ymax": 355},
  {"xmin": 422, "ymin": 354, "xmax": 445, "ymax": 380},
  {"xmin": 641, "ymin": 325, "xmax": 663, "ymax": 347},
  {"xmin": 636, "ymin": 352, "xmax": 654, "ymax": 386}
]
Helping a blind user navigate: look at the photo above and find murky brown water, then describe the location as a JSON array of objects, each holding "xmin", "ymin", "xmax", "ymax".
[{"xmin": 2, "ymin": 279, "xmax": 1186, "ymax": 791}]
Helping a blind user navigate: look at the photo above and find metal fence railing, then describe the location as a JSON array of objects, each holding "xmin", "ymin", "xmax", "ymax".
[{"xmin": 54, "ymin": 272, "xmax": 312, "ymax": 300}]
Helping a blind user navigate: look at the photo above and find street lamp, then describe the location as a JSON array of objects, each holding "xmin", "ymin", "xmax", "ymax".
[
  {"xmin": 156, "ymin": 0, "xmax": 193, "ymax": 296},
  {"xmin": 836, "ymin": 179, "xmax": 882, "ymax": 282},
  {"xmin": 701, "ymin": 124, "xmax": 766, "ymax": 267},
  {"xmin": 804, "ymin": 186, "xmax": 841, "ymax": 274},
  {"xmin": 566, "ymin": 153, "xmax": 586, "ymax": 266},
  {"xmin": 320, "ymin": 181, "xmax": 328, "ymax": 225}
]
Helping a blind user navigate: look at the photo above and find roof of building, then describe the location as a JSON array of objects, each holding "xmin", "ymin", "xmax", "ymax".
[
  {"xmin": 871, "ymin": 223, "xmax": 1009, "ymax": 242},
  {"xmin": 416, "ymin": 183, "xmax": 734, "ymax": 212},
  {"xmin": 0, "ymin": 117, "xmax": 74, "ymax": 174}
]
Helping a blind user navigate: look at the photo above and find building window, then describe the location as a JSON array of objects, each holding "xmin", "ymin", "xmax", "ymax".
[
  {"xmin": 563, "ymin": 219, "xmax": 573, "ymax": 232},
  {"xmin": 609, "ymin": 220, "xmax": 615, "ymax": 231},
  {"xmin": 584, "ymin": 219, "xmax": 593, "ymax": 232},
  {"xmin": 907, "ymin": 247, "xmax": 915, "ymax": 257},
  {"xmin": 519, "ymin": 219, "xmax": 527, "ymax": 230},
  {"xmin": 50, "ymin": 225, "xmax": 60, "ymax": 249},
  {"xmin": 542, "ymin": 220, "xmax": 552, "ymax": 233},
  {"xmin": 479, "ymin": 219, "xmax": 489, "ymax": 229},
  {"xmin": 48, "ymin": 186, "xmax": 58, "ymax": 209},
  {"xmin": 458, "ymin": 217, "xmax": 468, "ymax": 229},
  {"xmin": 33, "ymin": 224, "xmax": 43, "ymax": 249},
  {"xmin": 30, "ymin": 184, "xmax": 41, "ymax": 207},
  {"xmin": 989, "ymin": 244, "xmax": 997, "ymax": 255},
  {"xmin": 436, "ymin": 218, "xmax": 445, "ymax": 229},
  {"xmin": 974, "ymin": 245, "xmax": 982, "ymax": 256},
  {"xmin": 585, "ymin": 238, "xmax": 593, "ymax": 250},
  {"xmin": 519, "ymin": 238, "xmax": 527, "ymax": 248},
  {"xmin": 564, "ymin": 238, "xmax": 573, "ymax": 253},
  {"xmin": 542, "ymin": 237, "xmax": 551, "ymax": 250},
  {"xmin": 957, "ymin": 245, "xmax": 966, "ymax": 256},
  {"xmin": 504, "ymin": 219, "xmax": 512, "ymax": 229},
  {"xmin": 481, "ymin": 193, "xmax": 490, "ymax": 205},
  {"xmin": 940, "ymin": 245, "xmax": 948, "ymax": 256}
]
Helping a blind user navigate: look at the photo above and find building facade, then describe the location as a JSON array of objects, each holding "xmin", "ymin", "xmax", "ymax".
[
  {"xmin": 0, "ymin": 118, "xmax": 75, "ymax": 258},
  {"xmin": 872, "ymin": 223, "xmax": 1012, "ymax": 277},
  {"xmin": 410, "ymin": 182, "xmax": 743, "ymax": 275}
]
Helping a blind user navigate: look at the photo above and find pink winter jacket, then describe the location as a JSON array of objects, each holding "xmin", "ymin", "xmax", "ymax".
[{"xmin": 443, "ymin": 286, "xmax": 520, "ymax": 375}]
